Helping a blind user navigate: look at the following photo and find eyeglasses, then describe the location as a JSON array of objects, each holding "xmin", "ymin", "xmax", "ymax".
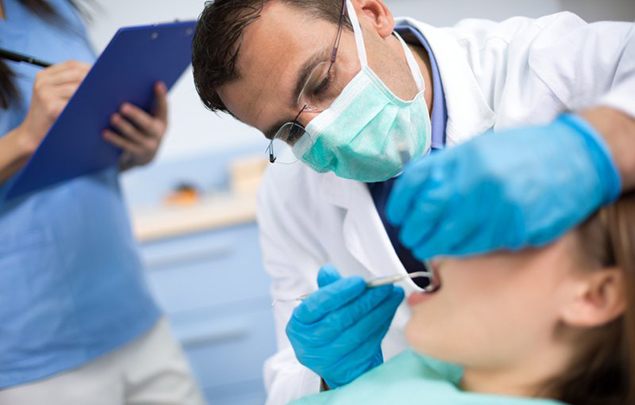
[{"xmin": 267, "ymin": 0, "xmax": 348, "ymax": 164}]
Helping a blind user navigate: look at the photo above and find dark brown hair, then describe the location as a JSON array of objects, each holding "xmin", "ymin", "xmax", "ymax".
[
  {"xmin": 0, "ymin": 0, "xmax": 91, "ymax": 109},
  {"xmin": 191, "ymin": 0, "xmax": 350, "ymax": 114},
  {"xmin": 547, "ymin": 192, "xmax": 635, "ymax": 405}
]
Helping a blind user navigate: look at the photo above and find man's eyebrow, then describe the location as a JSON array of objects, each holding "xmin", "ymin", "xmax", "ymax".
[
  {"xmin": 262, "ymin": 46, "xmax": 331, "ymax": 141},
  {"xmin": 292, "ymin": 46, "xmax": 332, "ymax": 107}
]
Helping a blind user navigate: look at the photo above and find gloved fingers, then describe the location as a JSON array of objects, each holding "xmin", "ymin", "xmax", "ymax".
[
  {"xmin": 398, "ymin": 185, "xmax": 450, "ymax": 250},
  {"xmin": 329, "ymin": 287, "xmax": 404, "ymax": 356},
  {"xmin": 333, "ymin": 340, "xmax": 384, "ymax": 381},
  {"xmin": 407, "ymin": 184, "xmax": 476, "ymax": 257},
  {"xmin": 317, "ymin": 265, "xmax": 342, "ymax": 288},
  {"xmin": 441, "ymin": 220, "xmax": 486, "ymax": 257},
  {"xmin": 288, "ymin": 288, "xmax": 403, "ymax": 388},
  {"xmin": 322, "ymin": 340, "xmax": 383, "ymax": 388},
  {"xmin": 292, "ymin": 276, "xmax": 366, "ymax": 324},
  {"xmin": 442, "ymin": 195, "xmax": 510, "ymax": 257},
  {"xmin": 412, "ymin": 216, "xmax": 459, "ymax": 259},
  {"xmin": 302, "ymin": 284, "xmax": 396, "ymax": 345},
  {"xmin": 323, "ymin": 295, "xmax": 400, "ymax": 387},
  {"xmin": 386, "ymin": 158, "xmax": 434, "ymax": 226},
  {"xmin": 322, "ymin": 336, "xmax": 385, "ymax": 388},
  {"xmin": 336, "ymin": 306, "xmax": 393, "ymax": 372}
]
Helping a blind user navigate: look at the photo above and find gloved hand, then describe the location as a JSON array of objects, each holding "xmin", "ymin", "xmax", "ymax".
[
  {"xmin": 387, "ymin": 114, "xmax": 621, "ymax": 259},
  {"xmin": 286, "ymin": 265, "xmax": 405, "ymax": 389}
]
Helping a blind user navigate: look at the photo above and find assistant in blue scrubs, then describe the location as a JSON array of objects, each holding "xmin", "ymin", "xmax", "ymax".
[{"xmin": 0, "ymin": 1, "xmax": 203, "ymax": 403}]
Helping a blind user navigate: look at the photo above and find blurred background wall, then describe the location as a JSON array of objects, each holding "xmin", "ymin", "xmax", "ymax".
[{"xmin": 86, "ymin": 0, "xmax": 635, "ymax": 167}]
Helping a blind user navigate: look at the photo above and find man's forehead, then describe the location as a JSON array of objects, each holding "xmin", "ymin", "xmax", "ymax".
[
  {"xmin": 218, "ymin": 3, "xmax": 302, "ymax": 125},
  {"xmin": 236, "ymin": 2, "xmax": 333, "ymax": 71},
  {"xmin": 220, "ymin": 2, "xmax": 337, "ymax": 126}
]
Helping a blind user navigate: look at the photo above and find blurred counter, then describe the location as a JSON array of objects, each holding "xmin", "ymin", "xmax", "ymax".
[
  {"xmin": 131, "ymin": 191, "xmax": 257, "ymax": 242},
  {"xmin": 126, "ymin": 150, "xmax": 267, "ymax": 242}
]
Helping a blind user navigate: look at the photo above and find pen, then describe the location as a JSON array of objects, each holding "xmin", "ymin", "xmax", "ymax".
[{"xmin": 0, "ymin": 48, "xmax": 52, "ymax": 68}]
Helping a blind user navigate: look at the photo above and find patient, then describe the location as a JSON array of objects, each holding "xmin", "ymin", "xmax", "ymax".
[{"xmin": 293, "ymin": 193, "xmax": 634, "ymax": 405}]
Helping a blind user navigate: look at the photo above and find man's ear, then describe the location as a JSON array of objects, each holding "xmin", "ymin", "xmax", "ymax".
[
  {"xmin": 352, "ymin": 0, "xmax": 395, "ymax": 38},
  {"xmin": 560, "ymin": 268, "xmax": 626, "ymax": 328}
]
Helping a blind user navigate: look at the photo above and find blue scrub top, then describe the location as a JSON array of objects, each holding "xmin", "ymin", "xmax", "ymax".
[
  {"xmin": 368, "ymin": 22, "xmax": 448, "ymax": 288},
  {"xmin": 0, "ymin": 0, "xmax": 160, "ymax": 388}
]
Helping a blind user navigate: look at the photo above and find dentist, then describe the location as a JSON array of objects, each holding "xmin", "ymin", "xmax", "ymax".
[{"xmin": 191, "ymin": 1, "xmax": 635, "ymax": 403}]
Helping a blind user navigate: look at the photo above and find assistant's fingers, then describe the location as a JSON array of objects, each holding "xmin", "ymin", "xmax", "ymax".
[
  {"xmin": 51, "ymin": 83, "xmax": 81, "ymax": 101},
  {"xmin": 119, "ymin": 103, "xmax": 160, "ymax": 137},
  {"xmin": 153, "ymin": 82, "xmax": 168, "ymax": 124},
  {"xmin": 39, "ymin": 63, "xmax": 90, "ymax": 87},
  {"xmin": 110, "ymin": 113, "xmax": 148, "ymax": 145},
  {"xmin": 39, "ymin": 60, "xmax": 84, "ymax": 75},
  {"xmin": 293, "ymin": 277, "xmax": 366, "ymax": 324},
  {"xmin": 103, "ymin": 129, "xmax": 144, "ymax": 155}
]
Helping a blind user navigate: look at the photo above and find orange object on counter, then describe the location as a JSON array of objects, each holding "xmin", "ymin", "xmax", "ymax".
[{"xmin": 164, "ymin": 184, "xmax": 200, "ymax": 206}]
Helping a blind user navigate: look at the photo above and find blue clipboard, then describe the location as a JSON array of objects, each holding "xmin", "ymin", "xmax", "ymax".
[{"xmin": 4, "ymin": 20, "xmax": 196, "ymax": 200}]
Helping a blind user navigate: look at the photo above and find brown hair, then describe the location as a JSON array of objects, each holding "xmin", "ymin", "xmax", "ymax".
[
  {"xmin": 547, "ymin": 192, "xmax": 635, "ymax": 405},
  {"xmin": 0, "ymin": 0, "xmax": 91, "ymax": 109},
  {"xmin": 191, "ymin": 0, "xmax": 350, "ymax": 114}
]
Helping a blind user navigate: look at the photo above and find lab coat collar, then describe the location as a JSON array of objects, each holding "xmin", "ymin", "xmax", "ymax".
[
  {"xmin": 320, "ymin": 172, "xmax": 416, "ymax": 285},
  {"xmin": 396, "ymin": 17, "xmax": 496, "ymax": 145}
]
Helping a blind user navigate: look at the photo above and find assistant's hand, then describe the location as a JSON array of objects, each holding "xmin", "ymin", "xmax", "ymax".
[
  {"xmin": 103, "ymin": 82, "xmax": 168, "ymax": 170},
  {"xmin": 16, "ymin": 60, "xmax": 90, "ymax": 153},
  {"xmin": 386, "ymin": 114, "xmax": 621, "ymax": 259},
  {"xmin": 286, "ymin": 266, "xmax": 404, "ymax": 389}
]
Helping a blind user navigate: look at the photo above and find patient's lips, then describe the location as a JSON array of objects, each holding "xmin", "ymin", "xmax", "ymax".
[{"xmin": 407, "ymin": 291, "xmax": 432, "ymax": 306}]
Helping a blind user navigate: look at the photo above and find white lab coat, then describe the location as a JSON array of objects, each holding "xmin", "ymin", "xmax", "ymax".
[{"xmin": 258, "ymin": 12, "xmax": 634, "ymax": 405}]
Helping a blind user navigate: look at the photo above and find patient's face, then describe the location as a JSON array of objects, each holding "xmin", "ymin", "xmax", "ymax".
[{"xmin": 406, "ymin": 235, "xmax": 579, "ymax": 370}]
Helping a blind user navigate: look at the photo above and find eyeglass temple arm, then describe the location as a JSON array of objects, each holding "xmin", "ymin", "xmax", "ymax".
[{"xmin": 330, "ymin": 0, "xmax": 347, "ymax": 63}]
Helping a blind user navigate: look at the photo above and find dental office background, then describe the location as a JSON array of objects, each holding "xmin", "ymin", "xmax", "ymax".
[{"xmin": 83, "ymin": 1, "xmax": 635, "ymax": 404}]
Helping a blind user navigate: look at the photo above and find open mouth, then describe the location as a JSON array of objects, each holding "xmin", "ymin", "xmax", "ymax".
[
  {"xmin": 422, "ymin": 261, "xmax": 442, "ymax": 293},
  {"xmin": 407, "ymin": 262, "xmax": 442, "ymax": 306}
]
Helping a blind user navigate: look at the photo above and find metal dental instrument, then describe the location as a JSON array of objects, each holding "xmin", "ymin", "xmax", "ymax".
[
  {"xmin": 272, "ymin": 270, "xmax": 434, "ymax": 306},
  {"xmin": 365, "ymin": 270, "xmax": 433, "ymax": 287}
]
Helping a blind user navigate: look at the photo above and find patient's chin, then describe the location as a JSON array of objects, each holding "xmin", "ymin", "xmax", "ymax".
[
  {"xmin": 404, "ymin": 315, "xmax": 434, "ymax": 355},
  {"xmin": 405, "ymin": 311, "xmax": 456, "ymax": 363}
]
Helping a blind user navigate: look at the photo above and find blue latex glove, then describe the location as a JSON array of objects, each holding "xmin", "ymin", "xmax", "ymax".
[
  {"xmin": 387, "ymin": 114, "xmax": 621, "ymax": 259},
  {"xmin": 286, "ymin": 265, "xmax": 404, "ymax": 389}
]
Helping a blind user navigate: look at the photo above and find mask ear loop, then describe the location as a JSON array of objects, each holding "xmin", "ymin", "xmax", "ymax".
[
  {"xmin": 394, "ymin": 32, "xmax": 425, "ymax": 93},
  {"xmin": 345, "ymin": 0, "xmax": 368, "ymax": 68},
  {"xmin": 346, "ymin": 1, "xmax": 424, "ymax": 95}
]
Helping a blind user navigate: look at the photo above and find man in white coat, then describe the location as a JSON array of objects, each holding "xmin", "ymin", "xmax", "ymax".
[{"xmin": 191, "ymin": 1, "xmax": 635, "ymax": 403}]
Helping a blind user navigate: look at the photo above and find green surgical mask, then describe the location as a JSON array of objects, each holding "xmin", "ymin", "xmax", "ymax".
[{"xmin": 293, "ymin": 0, "xmax": 432, "ymax": 182}]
